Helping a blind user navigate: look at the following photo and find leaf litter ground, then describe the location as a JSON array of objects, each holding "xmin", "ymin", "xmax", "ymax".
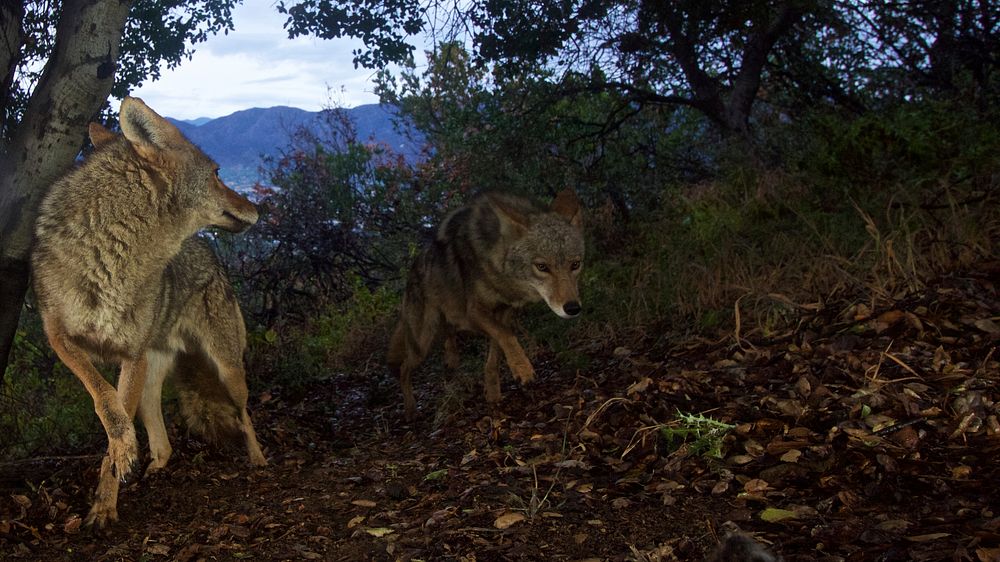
[{"xmin": 1, "ymin": 264, "xmax": 999, "ymax": 561}]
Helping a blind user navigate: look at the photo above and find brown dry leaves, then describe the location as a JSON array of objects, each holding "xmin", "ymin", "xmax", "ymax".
[{"xmin": 0, "ymin": 269, "xmax": 998, "ymax": 560}]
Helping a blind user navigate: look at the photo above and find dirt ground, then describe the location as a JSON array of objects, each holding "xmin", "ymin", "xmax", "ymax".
[{"xmin": 2, "ymin": 264, "xmax": 1000, "ymax": 561}]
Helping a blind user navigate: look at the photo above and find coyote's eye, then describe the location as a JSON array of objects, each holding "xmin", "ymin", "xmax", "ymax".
[
  {"xmin": 571, "ymin": 261, "xmax": 581, "ymax": 271},
  {"xmin": 534, "ymin": 263, "xmax": 549, "ymax": 273}
]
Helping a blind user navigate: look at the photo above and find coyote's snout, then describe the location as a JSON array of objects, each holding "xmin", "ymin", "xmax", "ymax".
[
  {"xmin": 33, "ymin": 97, "xmax": 266, "ymax": 528},
  {"xmin": 388, "ymin": 189, "xmax": 585, "ymax": 420}
]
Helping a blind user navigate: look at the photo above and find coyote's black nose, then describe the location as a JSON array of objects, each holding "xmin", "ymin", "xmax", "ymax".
[{"xmin": 563, "ymin": 301, "xmax": 582, "ymax": 317}]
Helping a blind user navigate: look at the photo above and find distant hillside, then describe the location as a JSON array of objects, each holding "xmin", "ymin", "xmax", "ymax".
[{"xmin": 167, "ymin": 104, "xmax": 420, "ymax": 188}]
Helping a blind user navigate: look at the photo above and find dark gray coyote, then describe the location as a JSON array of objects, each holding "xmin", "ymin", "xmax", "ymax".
[{"xmin": 388, "ymin": 189, "xmax": 585, "ymax": 420}]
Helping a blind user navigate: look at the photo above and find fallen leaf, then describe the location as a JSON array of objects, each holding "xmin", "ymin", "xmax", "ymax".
[
  {"xmin": 626, "ymin": 377, "xmax": 652, "ymax": 395},
  {"xmin": 494, "ymin": 512, "xmax": 526, "ymax": 529},
  {"xmin": 906, "ymin": 533, "xmax": 951, "ymax": 542},
  {"xmin": 146, "ymin": 543, "xmax": 170, "ymax": 556},
  {"xmin": 876, "ymin": 519, "xmax": 912, "ymax": 532},
  {"xmin": 780, "ymin": 449, "xmax": 802, "ymax": 463},
  {"xmin": 873, "ymin": 310, "xmax": 905, "ymax": 333},
  {"xmin": 347, "ymin": 515, "xmax": 365, "ymax": 529},
  {"xmin": 461, "ymin": 449, "xmax": 478, "ymax": 465},
  {"xmin": 613, "ymin": 347, "xmax": 631, "ymax": 357},
  {"xmin": 795, "ymin": 376, "xmax": 812, "ymax": 398},
  {"xmin": 553, "ymin": 459, "xmax": 589, "ymax": 469},
  {"xmin": 976, "ymin": 547, "xmax": 1000, "ymax": 562},
  {"xmin": 63, "ymin": 515, "xmax": 82, "ymax": 534},
  {"xmin": 351, "ymin": 499, "xmax": 376, "ymax": 508},
  {"xmin": 365, "ymin": 527, "xmax": 394, "ymax": 537},
  {"xmin": 759, "ymin": 508, "xmax": 797, "ymax": 522},
  {"xmin": 974, "ymin": 318, "xmax": 1000, "ymax": 334},
  {"xmin": 952, "ymin": 465, "xmax": 972, "ymax": 479},
  {"xmin": 424, "ymin": 469, "xmax": 448, "ymax": 481}
]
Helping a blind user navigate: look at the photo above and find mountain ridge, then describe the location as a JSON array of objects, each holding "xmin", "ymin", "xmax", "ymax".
[{"xmin": 166, "ymin": 104, "xmax": 418, "ymax": 187}]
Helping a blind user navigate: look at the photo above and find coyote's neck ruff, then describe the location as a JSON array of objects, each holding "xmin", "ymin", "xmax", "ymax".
[{"xmin": 36, "ymin": 161, "xmax": 189, "ymax": 359}]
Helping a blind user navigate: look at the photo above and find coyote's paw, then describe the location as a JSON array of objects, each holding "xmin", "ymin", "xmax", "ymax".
[
  {"xmin": 144, "ymin": 445, "xmax": 172, "ymax": 477},
  {"xmin": 106, "ymin": 424, "xmax": 138, "ymax": 482},
  {"xmin": 510, "ymin": 359, "xmax": 536, "ymax": 385},
  {"xmin": 84, "ymin": 501, "xmax": 118, "ymax": 529},
  {"xmin": 484, "ymin": 382, "xmax": 501, "ymax": 403},
  {"xmin": 248, "ymin": 446, "xmax": 267, "ymax": 467},
  {"xmin": 144, "ymin": 459, "xmax": 168, "ymax": 478}
]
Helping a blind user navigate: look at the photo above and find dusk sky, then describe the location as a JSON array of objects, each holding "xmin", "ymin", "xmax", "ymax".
[{"xmin": 129, "ymin": 3, "xmax": 415, "ymax": 120}]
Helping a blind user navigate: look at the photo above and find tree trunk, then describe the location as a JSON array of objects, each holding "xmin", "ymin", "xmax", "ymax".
[
  {"xmin": 0, "ymin": 257, "xmax": 27, "ymax": 377},
  {"xmin": 0, "ymin": 0, "xmax": 133, "ymax": 382},
  {"xmin": 0, "ymin": 0, "xmax": 24, "ymax": 121}
]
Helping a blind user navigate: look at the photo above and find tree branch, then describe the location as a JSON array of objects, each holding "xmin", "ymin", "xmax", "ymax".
[{"xmin": 730, "ymin": 1, "xmax": 805, "ymax": 122}]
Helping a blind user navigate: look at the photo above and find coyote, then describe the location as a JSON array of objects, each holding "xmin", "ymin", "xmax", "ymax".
[
  {"xmin": 31, "ymin": 97, "xmax": 266, "ymax": 527},
  {"xmin": 388, "ymin": 189, "xmax": 584, "ymax": 420}
]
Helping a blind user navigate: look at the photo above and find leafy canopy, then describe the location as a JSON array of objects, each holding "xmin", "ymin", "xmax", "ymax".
[{"xmin": 3, "ymin": 0, "xmax": 239, "ymax": 140}]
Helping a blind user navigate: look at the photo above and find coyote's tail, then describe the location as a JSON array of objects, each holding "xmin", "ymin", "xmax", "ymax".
[{"xmin": 172, "ymin": 350, "xmax": 244, "ymax": 447}]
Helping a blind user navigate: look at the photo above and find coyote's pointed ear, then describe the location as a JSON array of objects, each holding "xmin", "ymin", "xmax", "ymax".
[
  {"xmin": 551, "ymin": 188, "xmax": 583, "ymax": 228},
  {"xmin": 88, "ymin": 123, "xmax": 117, "ymax": 148},
  {"xmin": 486, "ymin": 193, "xmax": 530, "ymax": 234},
  {"xmin": 119, "ymin": 96, "xmax": 185, "ymax": 149}
]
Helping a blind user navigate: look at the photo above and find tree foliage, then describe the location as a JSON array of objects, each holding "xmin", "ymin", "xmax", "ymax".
[
  {"xmin": 377, "ymin": 41, "xmax": 712, "ymax": 224},
  {"xmin": 272, "ymin": 0, "xmax": 1000, "ymax": 138},
  {"xmin": 1, "ymin": 0, "xmax": 238, "ymax": 141},
  {"xmin": 229, "ymin": 108, "xmax": 445, "ymax": 324},
  {"xmin": 278, "ymin": 0, "xmax": 423, "ymax": 68}
]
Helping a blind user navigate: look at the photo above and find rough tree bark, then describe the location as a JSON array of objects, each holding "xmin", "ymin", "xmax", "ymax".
[
  {"xmin": 0, "ymin": 0, "xmax": 134, "ymax": 381},
  {"xmin": 0, "ymin": 0, "xmax": 23, "ymax": 117}
]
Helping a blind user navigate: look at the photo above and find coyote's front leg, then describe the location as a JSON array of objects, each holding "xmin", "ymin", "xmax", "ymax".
[
  {"xmin": 85, "ymin": 356, "xmax": 148, "ymax": 527},
  {"xmin": 468, "ymin": 305, "xmax": 535, "ymax": 385},
  {"xmin": 43, "ymin": 324, "xmax": 140, "ymax": 484},
  {"xmin": 483, "ymin": 340, "xmax": 502, "ymax": 403}
]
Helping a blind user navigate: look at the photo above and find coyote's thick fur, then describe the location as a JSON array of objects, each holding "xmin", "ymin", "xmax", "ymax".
[
  {"xmin": 388, "ymin": 189, "xmax": 584, "ymax": 420},
  {"xmin": 32, "ymin": 97, "xmax": 266, "ymax": 527}
]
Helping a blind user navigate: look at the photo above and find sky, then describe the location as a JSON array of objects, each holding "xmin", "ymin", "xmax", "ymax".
[{"xmin": 130, "ymin": 2, "xmax": 400, "ymax": 120}]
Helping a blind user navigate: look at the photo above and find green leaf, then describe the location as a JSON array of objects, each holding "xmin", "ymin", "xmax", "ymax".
[
  {"xmin": 423, "ymin": 469, "xmax": 448, "ymax": 481},
  {"xmin": 759, "ymin": 508, "xmax": 797, "ymax": 522}
]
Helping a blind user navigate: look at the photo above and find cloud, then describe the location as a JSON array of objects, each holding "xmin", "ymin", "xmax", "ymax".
[{"xmin": 129, "ymin": 3, "xmax": 387, "ymax": 119}]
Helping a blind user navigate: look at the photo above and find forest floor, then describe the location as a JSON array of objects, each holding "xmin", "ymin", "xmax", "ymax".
[{"xmin": 1, "ymin": 263, "xmax": 1000, "ymax": 561}]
